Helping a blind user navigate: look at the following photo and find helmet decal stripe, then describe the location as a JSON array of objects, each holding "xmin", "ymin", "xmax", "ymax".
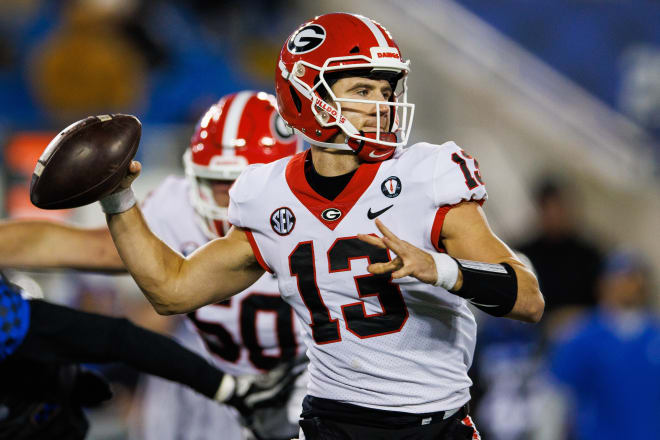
[
  {"xmin": 351, "ymin": 14, "xmax": 389, "ymax": 48},
  {"xmin": 221, "ymin": 91, "xmax": 254, "ymax": 154}
]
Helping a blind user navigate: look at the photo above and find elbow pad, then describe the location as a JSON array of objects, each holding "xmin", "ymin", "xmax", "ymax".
[{"xmin": 453, "ymin": 259, "xmax": 517, "ymax": 317}]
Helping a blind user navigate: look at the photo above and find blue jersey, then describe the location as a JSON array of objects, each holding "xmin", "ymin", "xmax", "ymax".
[{"xmin": 0, "ymin": 276, "xmax": 30, "ymax": 361}]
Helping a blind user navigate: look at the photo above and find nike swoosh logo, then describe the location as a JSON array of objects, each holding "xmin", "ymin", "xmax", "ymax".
[
  {"xmin": 367, "ymin": 204, "xmax": 393, "ymax": 219},
  {"xmin": 369, "ymin": 150, "xmax": 390, "ymax": 158}
]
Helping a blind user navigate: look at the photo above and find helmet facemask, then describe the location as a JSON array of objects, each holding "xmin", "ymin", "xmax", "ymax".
[
  {"xmin": 189, "ymin": 177, "xmax": 231, "ymax": 240},
  {"xmin": 183, "ymin": 150, "xmax": 233, "ymax": 240},
  {"xmin": 283, "ymin": 53, "xmax": 415, "ymax": 154}
]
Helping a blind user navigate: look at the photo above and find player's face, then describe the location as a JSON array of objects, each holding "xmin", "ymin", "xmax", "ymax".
[
  {"xmin": 329, "ymin": 76, "xmax": 392, "ymax": 139},
  {"xmin": 205, "ymin": 179, "xmax": 232, "ymax": 207}
]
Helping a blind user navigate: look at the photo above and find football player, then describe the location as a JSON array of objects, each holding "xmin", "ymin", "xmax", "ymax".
[
  {"xmin": 100, "ymin": 13, "xmax": 545, "ymax": 440},
  {"xmin": 0, "ymin": 91, "xmax": 305, "ymax": 439}
]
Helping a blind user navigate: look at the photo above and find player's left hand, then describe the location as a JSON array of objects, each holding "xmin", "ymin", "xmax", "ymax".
[{"xmin": 357, "ymin": 219, "xmax": 438, "ymax": 285}]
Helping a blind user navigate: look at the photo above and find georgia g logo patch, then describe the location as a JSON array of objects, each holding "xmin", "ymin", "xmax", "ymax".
[
  {"xmin": 287, "ymin": 24, "xmax": 326, "ymax": 54},
  {"xmin": 321, "ymin": 208, "xmax": 342, "ymax": 222},
  {"xmin": 271, "ymin": 207, "xmax": 296, "ymax": 236}
]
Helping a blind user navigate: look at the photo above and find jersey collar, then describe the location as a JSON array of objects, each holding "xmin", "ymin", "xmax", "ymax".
[{"xmin": 285, "ymin": 150, "xmax": 382, "ymax": 230}]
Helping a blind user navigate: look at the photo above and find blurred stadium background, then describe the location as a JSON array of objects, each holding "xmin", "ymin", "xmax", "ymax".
[{"xmin": 1, "ymin": 0, "xmax": 659, "ymax": 439}]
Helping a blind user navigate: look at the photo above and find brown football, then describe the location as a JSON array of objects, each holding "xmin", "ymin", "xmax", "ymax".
[{"xmin": 30, "ymin": 114, "xmax": 141, "ymax": 209}]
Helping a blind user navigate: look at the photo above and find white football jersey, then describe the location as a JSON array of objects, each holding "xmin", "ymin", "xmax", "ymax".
[
  {"xmin": 142, "ymin": 176, "xmax": 303, "ymax": 376},
  {"xmin": 229, "ymin": 141, "xmax": 487, "ymax": 413}
]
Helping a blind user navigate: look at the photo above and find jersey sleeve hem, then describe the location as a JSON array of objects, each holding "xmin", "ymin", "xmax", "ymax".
[
  {"xmin": 430, "ymin": 206, "xmax": 452, "ymax": 252},
  {"xmin": 430, "ymin": 199, "xmax": 486, "ymax": 252},
  {"xmin": 244, "ymin": 230, "xmax": 273, "ymax": 274}
]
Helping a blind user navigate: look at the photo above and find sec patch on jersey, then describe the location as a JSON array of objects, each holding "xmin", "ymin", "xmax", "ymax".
[{"xmin": 30, "ymin": 114, "xmax": 141, "ymax": 210}]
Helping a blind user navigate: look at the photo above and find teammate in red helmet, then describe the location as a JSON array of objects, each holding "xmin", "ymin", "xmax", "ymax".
[{"xmin": 185, "ymin": 91, "xmax": 300, "ymax": 238}]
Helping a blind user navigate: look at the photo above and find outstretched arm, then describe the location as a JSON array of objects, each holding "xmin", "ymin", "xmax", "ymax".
[
  {"xmin": 0, "ymin": 220, "xmax": 123, "ymax": 271},
  {"xmin": 2, "ymin": 286, "xmax": 303, "ymax": 413},
  {"xmin": 12, "ymin": 299, "xmax": 223, "ymax": 399},
  {"xmin": 106, "ymin": 162, "xmax": 264, "ymax": 315}
]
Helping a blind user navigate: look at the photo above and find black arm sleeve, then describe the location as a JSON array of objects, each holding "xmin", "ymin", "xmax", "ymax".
[
  {"xmin": 453, "ymin": 260, "xmax": 518, "ymax": 317},
  {"xmin": 11, "ymin": 300, "xmax": 222, "ymax": 398}
]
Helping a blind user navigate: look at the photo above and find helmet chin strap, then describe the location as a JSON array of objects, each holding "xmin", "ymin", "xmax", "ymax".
[
  {"xmin": 297, "ymin": 127, "xmax": 396, "ymax": 162},
  {"xmin": 297, "ymin": 130, "xmax": 353, "ymax": 150},
  {"xmin": 296, "ymin": 110, "xmax": 395, "ymax": 149}
]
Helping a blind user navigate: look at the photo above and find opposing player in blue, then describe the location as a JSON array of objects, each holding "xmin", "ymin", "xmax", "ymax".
[
  {"xmin": 0, "ymin": 273, "xmax": 297, "ymax": 439},
  {"xmin": 0, "ymin": 274, "xmax": 30, "ymax": 364}
]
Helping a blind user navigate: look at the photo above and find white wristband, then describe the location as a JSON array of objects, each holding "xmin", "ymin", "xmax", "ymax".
[
  {"xmin": 99, "ymin": 187, "xmax": 136, "ymax": 214},
  {"xmin": 214, "ymin": 374, "xmax": 236, "ymax": 402},
  {"xmin": 430, "ymin": 252, "xmax": 460, "ymax": 290}
]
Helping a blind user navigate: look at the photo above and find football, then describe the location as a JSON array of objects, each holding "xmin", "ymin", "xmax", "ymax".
[{"xmin": 30, "ymin": 114, "xmax": 141, "ymax": 209}]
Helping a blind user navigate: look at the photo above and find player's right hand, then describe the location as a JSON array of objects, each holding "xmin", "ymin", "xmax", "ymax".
[{"xmin": 116, "ymin": 160, "xmax": 141, "ymax": 192}]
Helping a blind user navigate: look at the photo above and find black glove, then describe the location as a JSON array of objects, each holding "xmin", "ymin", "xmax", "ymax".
[
  {"xmin": 68, "ymin": 365, "xmax": 114, "ymax": 407},
  {"xmin": 220, "ymin": 355, "xmax": 308, "ymax": 419},
  {"xmin": 0, "ymin": 362, "xmax": 111, "ymax": 440},
  {"xmin": 0, "ymin": 361, "xmax": 112, "ymax": 407}
]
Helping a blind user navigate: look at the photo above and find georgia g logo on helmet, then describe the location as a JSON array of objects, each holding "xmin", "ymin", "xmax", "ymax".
[{"xmin": 287, "ymin": 24, "xmax": 326, "ymax": 54}]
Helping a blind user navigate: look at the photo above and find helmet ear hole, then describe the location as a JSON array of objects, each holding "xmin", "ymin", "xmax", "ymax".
[
  {"xmin": 349, "ymin": 45, "xmax": 360, "ymax": 54},
  {"xmin": 289, "ymin": 86, "xmax": 302, "ymax": 113}
]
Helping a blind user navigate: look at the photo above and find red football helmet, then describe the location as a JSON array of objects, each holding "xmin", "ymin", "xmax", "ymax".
[
  {"xmin": 184, "ymin": 91, "xmax": 301, "ymax": 238},
  {"xmin": 275, "ymin": 13, "xmax": 414, "ymax": 162}
]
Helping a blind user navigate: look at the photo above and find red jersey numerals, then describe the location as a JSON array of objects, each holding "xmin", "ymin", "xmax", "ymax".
[{"xmin": 451, "ymin": 149, "xmax": 484, "ymax": 190}]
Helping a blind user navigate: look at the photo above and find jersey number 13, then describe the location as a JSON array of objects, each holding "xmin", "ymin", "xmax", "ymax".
[{"xmin": 289, "ymin": 237, "xmax": 409, "ymax": 344}]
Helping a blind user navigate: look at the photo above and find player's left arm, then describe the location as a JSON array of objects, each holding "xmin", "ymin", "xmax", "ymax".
[
  {"xmin": 359, "ymin": 202, "xmax": 544, "ymax": 323},
  {"xmin": 440, "ymin": 202, "xmax": 544, "ymax": 323}
]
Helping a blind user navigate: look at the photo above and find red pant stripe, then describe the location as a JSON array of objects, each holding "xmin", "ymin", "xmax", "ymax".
[{"xmin": 460, "ymin": 416, "xmax": 481, "ymax": 440}]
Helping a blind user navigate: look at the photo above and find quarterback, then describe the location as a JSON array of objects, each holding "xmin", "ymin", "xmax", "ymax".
[{"xmin": 103, "ymin": 13, "xmax": 544, "ymax": 440}]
